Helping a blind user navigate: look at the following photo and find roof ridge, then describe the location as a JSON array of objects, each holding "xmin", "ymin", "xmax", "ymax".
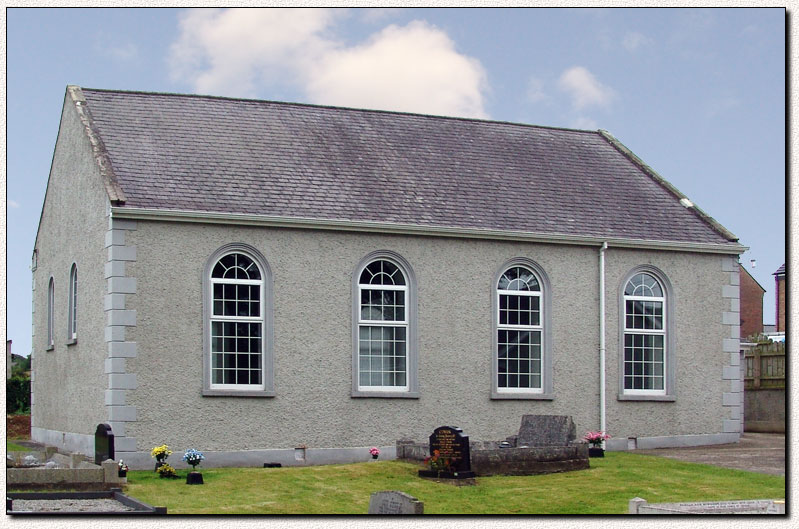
[
  {"xmin": 597, "ymin": 129, "xmax": 739, "ymax": 243},
  {"xmin": 78, "ymin": 85, "xmax": 600, "ymax": 135}
]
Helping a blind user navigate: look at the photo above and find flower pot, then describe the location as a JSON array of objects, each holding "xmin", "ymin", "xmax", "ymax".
[
  {"xmin": 186, "ymin": 471, "xmax": 204, "ymax": 485},
  {"xmin": 588, "ymin": 447, "xmax": 605, "ymax": 458},
  {"xmin": 118, "ymin": 470, "xmax": 127, "ymax": 478},
  {"xmin": 371, "ymin": 454, "xmax": 379, "ymax": 460}
]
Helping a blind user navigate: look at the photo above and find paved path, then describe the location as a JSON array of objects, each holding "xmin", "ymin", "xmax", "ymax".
[{"xmin": 633, "ymin": 432, "xmax": 785, "ymax": 476}]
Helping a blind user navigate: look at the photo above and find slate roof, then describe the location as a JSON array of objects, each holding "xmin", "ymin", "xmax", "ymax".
[
  {"xmin": 774, "ymin": 263, "xmax": 785, "ymax": 276},
  {"xmin": 77, "ymin": 87, "xmax": 738, "ymax": 247}
]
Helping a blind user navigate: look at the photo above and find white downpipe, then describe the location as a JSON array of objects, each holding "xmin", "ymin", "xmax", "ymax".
[{"xmin": 599, "ymin": 242, "xmax": 608, "ymax": 448}]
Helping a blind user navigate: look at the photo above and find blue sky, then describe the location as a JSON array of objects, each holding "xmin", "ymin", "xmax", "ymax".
[{"xmin": 6, "ymin": 7, "xmax": 786, "ymax": 356}]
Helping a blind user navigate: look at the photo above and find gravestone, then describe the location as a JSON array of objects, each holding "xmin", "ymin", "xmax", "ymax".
[
  {"xmin": 368, "ymin": 490, "xmax": 424, "ymax": 514},
  {"xmin": 418, "ymin": 426, "xmax": 475, "ymax": 479},
  {"xmin": 516, "ymin": 415, "xmax": 576, "ymax": 446},
  {"xmin": 94, "ymin": 424, "xmax": 115, "ymax": 466}
]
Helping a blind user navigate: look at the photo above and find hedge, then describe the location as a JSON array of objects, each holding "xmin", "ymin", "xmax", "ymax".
[{"xmin": 7, "ymin": 377, "xmax": 31, "ymax": 414}]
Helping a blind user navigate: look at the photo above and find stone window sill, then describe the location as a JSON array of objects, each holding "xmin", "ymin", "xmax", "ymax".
[
  {"xmin": 202, "ymin": 389, "xmax": 275, "ymax": 398},
  {"xmin": 66, "ymin": 338, "xmax": 77, "ymax": 346},
  {"xmin": 351, "ymin": 391, "xmax": 420, "ymax": 399},
  {"xmin": 617, "ymin": 393, "xmax": 676, "ymax": 402},
  {"xmin": 491, "ymin": 392, "xmax": 554, "ymax": 400},
  {"xmin": 46, "ymin": 345, "xmax": 54, "ymax": 352}
]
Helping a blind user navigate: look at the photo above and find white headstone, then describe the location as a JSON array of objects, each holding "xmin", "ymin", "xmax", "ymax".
[{"xmin": 368, "ymin": 490, "xmax": 424, "ymax": 515}]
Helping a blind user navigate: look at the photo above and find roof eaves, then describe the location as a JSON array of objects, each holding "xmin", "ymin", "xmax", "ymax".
[
  {"xmin": 67, "ymin": 85, "xmax": 126, "ymax": 205},
  {"xmin": 597, "ymin": 129, "xmax": 739, "ymax": 243},
  {"xmin": 110, "ymin": 205, "xmax": 748, "ymax": 255}
]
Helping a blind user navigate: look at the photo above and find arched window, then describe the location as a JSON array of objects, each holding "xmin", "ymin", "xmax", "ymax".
[
  {"xmin": 67, "ymin": 264, "xmax": 78, "ymax": 341},
  {"xmin": 352, "ymin": 252, "xmax": 418, "ymax": 397},
  {"xmin": 47, "ymin": 277, "xmax": 55, "ymax": 349},
  {"xmin": 203, "ymin": 245, "xmax": 274, "ymax": 396},
  {"xmin": 620, "ymin": 268, "xmax": 673, "ymax": 398},
  {"xmin": 492, "ymin": 259, "xmax": 553, "ymax": 399}
]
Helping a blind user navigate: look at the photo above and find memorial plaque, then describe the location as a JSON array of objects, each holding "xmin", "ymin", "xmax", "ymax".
[
  {"xmin": 368, "ymin": 490, "xmax": 424, "ymax": 514},
  {"xmin": 94, "ymin": 423, "xmax": 115, "ymax": 466},
  {"xmin": 418, "ymin": 426, "xmax": 475, "ymax": 478}
]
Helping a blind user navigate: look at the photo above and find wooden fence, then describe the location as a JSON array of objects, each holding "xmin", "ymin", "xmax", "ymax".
[{"xmin": 744, "ymin": 341, "xmax": 785, "ymax": 390}]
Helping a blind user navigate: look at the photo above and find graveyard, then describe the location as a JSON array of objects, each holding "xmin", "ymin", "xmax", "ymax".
[
  {"xmin": 116, "ymin": 455, "xmax": 782, "ymax": 514},
  {"xmin": 6, "ymin": 417, "xmax": 785, "ymax": 514}
]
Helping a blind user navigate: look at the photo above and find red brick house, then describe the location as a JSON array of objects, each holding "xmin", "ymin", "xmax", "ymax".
[
  {"xmin": 739, "ymin": 264, "xmax": 765, "ymax": 340},
  {"xmin": 774, "ymin": 263, "xmax": 785, "ymax": 333}
]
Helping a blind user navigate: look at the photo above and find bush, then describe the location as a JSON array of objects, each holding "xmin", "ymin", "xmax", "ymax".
[{"xmin": 7, "ymin": 377, "xmax": 31, "ymax": 414}]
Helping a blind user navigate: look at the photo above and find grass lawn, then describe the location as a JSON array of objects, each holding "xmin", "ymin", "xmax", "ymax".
[
  {"xmin": 6, "ymin": 441, "xmax": 29, "ymax": 452},
  {"xmin": 122, "ymin": 453, "xmax": 785, "ymax": 514}
]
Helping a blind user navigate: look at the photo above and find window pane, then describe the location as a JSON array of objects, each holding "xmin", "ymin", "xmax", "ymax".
[
  {"xmin": 358, "ymin": 324, "xmax": 407, "ymax": 387},
  {"xmin": 360, "ymin": 260, "xmax": 406, "ymax": 286},
  {"xmin": 210, "ymin": 320, "xmax": 263, "ymax": 386}
]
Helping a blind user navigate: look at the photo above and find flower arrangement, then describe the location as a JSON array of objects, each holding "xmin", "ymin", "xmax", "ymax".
[
  {"xmin": 369, "ymin": 447, "xmax": 380, "ymax": 459},
  {"xmin": 583, "ymin": 431, "xmax": 611, "ymax": 447},
  {"xmin": 183, "ymin": 448, "xmax": 205, "ymax": 470},
  {"xmin": 156, "ymin": 463, "xmax": 178, "ymax": 478},
  {"xmin": 423, "ymin": 449, "xmax": 452, "ymax": 473},
  {"xmin": 151, "ymin": 444, "xmax": 173, "ymax": 462},
  {"xmin": 117, "ymin": 460, "xmax": 129, "ymax": 472}
]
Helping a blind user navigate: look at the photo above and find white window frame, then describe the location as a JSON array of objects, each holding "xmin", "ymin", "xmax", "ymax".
[
  {"xmin": 203, "ymin": 244, "xmax": 274, "ymax": 397},
  {"xmin": 491, "ymin": 258, "xmax": 553, "ymax": 400},
  {"xmin": 67, "ymin": 263, "xmax": 78, "ymax": 342},
  {"xmin": 358, "ymin": 279, "xmax": 409, "ymax": 393},
  {"xmin": 496, "ymin": 266, "xmax": 543, "ymax": 394},
  {"xmin": 352, "ymin": 251, "xmax": 419, "ymax": 398},
  {"xmin": 618, "ymin": 266, "xmax": 676, "ymax": 401}
]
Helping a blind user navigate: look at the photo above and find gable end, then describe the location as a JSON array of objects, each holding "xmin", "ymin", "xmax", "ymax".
[{"xmin": 67, "ymin": 85, "xmax": 126, "ymax": 205}]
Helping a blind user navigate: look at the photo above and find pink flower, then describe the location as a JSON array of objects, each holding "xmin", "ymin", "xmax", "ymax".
[{"xmin": 369, "ymin": 447, "xmax": 380, "ymax": 456}]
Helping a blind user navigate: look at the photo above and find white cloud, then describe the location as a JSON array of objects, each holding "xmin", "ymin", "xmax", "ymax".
[
  {"xmin": 622, "ymin": 31, "xmax": 652, "ymax": 52},
  {"xmin": 9, "ymin": 199, "xmax": 20, "ymax": 209},
  {"xmin": 570, "ymin": 116, "xmax": 598, "ymax": 130},
  {"xmin": 305, "ymin": 21, "xmax": 488, "ymax": 118},
  {"xmin": 557, "ymin": 66, "xmax": 614, "ymax": 110},
  {"xmin": 169, "ymin": 8, "xmax": 340, "ymax": 97},
  {"xmin": 168, "ymin": 8, "xmax": 489, "ymax": 118},
  {"xmin": 526, "ymin": 77, "xmax": 546, "ymax": 104},
  {"xmin": 360, "ymin": 8, "xmax": 403, "ymax": 23}
]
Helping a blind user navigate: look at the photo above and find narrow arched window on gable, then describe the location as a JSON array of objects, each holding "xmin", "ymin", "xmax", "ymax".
[
  {"xmin": 47, "ymin": 277, "xmax": 55, "ymax": 349},
  {"xmin": 204, "ymin": 245, "xmax": 272, "ymax": 396},
  {"xmin": 67, "ymin": 264, "xmax": 78, "ymax": 342},
  {"xmin": 622, "ymin": 272, "xmax": 667, "ymax": 395}
]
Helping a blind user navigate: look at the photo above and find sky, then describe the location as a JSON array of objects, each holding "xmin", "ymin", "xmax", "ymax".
[{"xmin": 5, "ymin": 7, "xmax": 787, "ymax": 357}]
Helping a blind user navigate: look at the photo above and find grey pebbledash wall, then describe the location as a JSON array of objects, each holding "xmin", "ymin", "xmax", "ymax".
[
  {"xmin": 31, "ymin": 91, "xmax": 110, "ymax": 454},
  {"xmin": 115, "ymin": 219, "xmax": 734, "ymax": 463}
]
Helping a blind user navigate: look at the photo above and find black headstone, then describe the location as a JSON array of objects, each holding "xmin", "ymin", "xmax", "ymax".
[
  {"xmin": 421, "ymin": 426, "xmax": 475, "ymax": 478},
  {"xmin": 94, "ymin": 423, "xmax": 115, "ymax": 465}
]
